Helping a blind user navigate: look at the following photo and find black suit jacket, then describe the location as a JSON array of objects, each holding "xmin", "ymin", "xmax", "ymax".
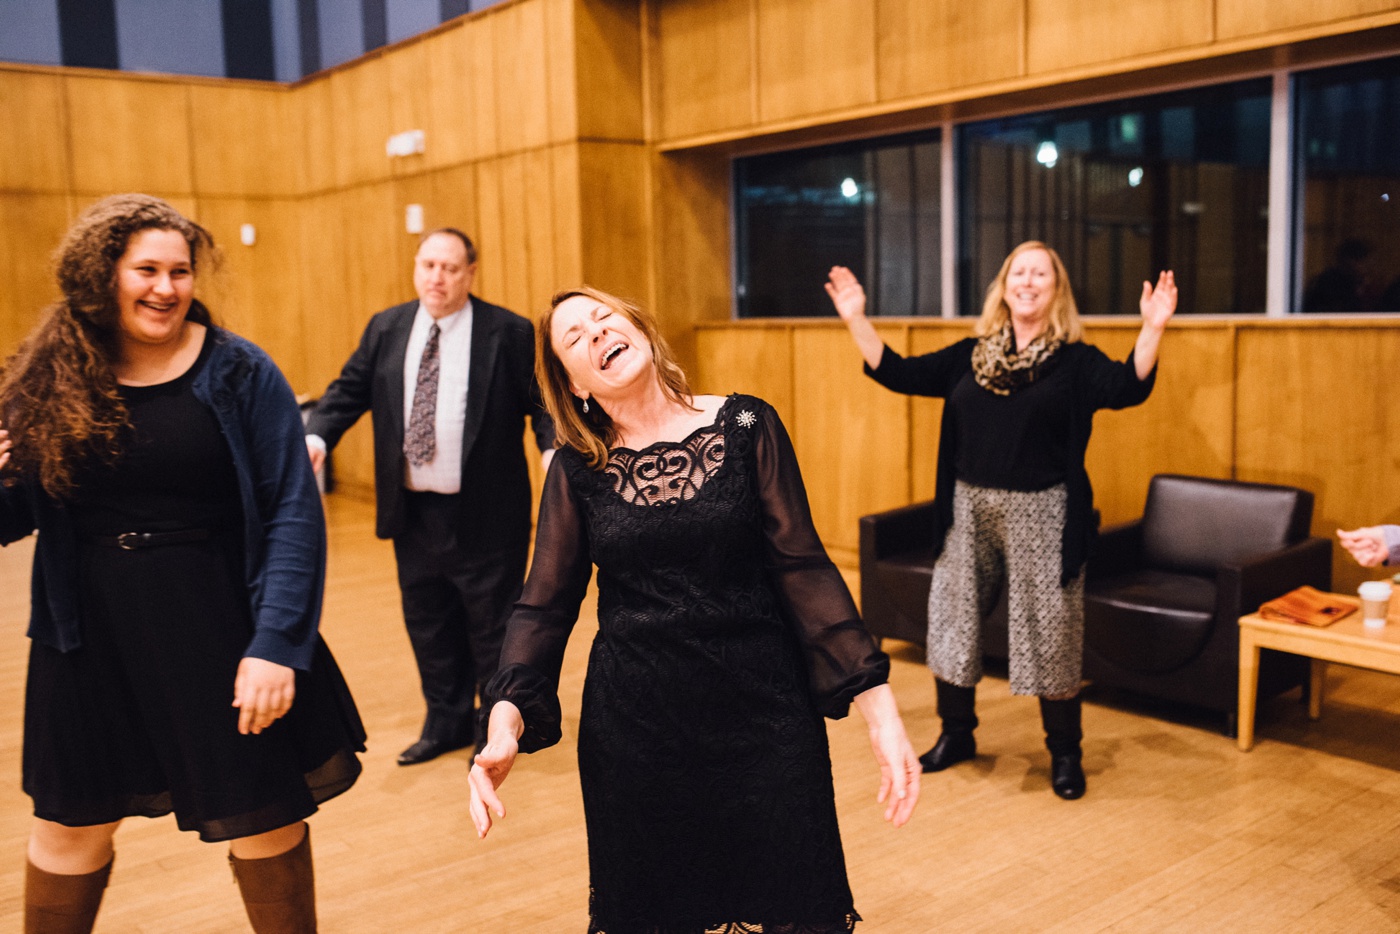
[{"xmin": 307, "ymin": 297, "xmax": 554, "ymax": 546}]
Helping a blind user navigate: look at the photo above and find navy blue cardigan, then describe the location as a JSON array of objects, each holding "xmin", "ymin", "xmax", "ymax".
[{"xmin": 0, "ymin": 327, "xmax": 326, "ymax": 670}]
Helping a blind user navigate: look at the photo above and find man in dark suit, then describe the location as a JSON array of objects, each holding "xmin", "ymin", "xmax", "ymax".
[{"xmin": 305, "ymin": 228, "xmax": 554, "ymax": 765}]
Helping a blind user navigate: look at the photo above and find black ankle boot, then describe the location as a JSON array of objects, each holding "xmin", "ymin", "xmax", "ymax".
[
  {"xmin": 920, "ymin": 680, "xmax": 978, "ymax": 773},
  {"xmin": 1039, "ymin": 696, "xmax": 1086, "ymax": 800}
]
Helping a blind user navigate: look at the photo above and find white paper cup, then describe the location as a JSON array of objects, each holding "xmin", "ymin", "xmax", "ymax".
[{"xmin": 1359, "ymin": 580, "xmax": 1392, "ymax": 628}]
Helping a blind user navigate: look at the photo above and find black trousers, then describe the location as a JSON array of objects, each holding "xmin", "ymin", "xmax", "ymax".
[{"xmin": 392, "ymin": 491, "xmax": 529, "ymax": 747}]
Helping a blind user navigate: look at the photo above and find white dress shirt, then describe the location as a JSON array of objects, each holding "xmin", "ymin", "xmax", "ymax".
[{"xmin": 402, "ymin": 300, "xmax": 473, "ymax": 493}]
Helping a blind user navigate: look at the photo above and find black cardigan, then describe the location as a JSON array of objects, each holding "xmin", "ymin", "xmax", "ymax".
[{"xmin": 866, "ymin": 337, "xmax": 1156, "ymax": 585}]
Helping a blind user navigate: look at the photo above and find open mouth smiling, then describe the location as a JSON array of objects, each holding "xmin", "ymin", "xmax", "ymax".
[{"xmin": 599, "ymin": 341, "xmax": 628, "ymax": 370}]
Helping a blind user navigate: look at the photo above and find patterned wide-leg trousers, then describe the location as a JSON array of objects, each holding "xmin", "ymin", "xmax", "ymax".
[{"xmin": 926, "ymin": 480, "xmax": 1085, "ymax": 697}]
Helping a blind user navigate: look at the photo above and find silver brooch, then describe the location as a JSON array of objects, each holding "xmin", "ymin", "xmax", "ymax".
[{"xmin": 735, "ymin": 409, "xmax": 756, "ymax": 428}]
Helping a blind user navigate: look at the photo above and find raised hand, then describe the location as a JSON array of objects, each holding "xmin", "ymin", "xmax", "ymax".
[
  {"xmin": 1140, "ymin": 270, "xmax": 1178, "ymax": 331},
  {"xmin": 824, "ymin": 266, "xmax": 867, "ymax": 322}
]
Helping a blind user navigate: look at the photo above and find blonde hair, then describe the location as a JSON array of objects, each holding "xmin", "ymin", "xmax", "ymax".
[
  {"xmin": 538, "ymin": 286, "xmax": 695, "ymax": 470},
  {"xmin": 974, "ymin": 241, "xmax": 1083, "ymax": 344}
]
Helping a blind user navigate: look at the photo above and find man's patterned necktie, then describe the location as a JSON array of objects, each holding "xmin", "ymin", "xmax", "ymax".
[{"xmin": 404, "ymin": 322, "xmax": 440, "ymax": 467}]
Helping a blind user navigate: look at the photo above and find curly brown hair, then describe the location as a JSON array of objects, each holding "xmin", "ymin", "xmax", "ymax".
[{"xmin": 0, "ymin": 194, "xmax": 217, "ymax": 499}]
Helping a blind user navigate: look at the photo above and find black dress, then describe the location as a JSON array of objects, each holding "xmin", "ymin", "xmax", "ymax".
[
  {"xmin": 22, "ymin": 336, "xmax": 366, "ymax": 842},
  {"xmin": 486, "ymin": 395, "xmax": 890, "ymax": 934}
]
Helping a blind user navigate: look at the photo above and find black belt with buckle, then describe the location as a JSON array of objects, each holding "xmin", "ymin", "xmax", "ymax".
[{"xmin": 97, "ymin": 529, "xmax": 214, "ymax": 551}]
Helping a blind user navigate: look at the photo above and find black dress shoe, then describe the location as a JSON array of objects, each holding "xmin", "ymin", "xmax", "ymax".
[
  {"xmin": 397, "ymin": 738, "xmax": 470, "ymax": 766},
  {"xmin": 918, "ymin": 732, "xmax": 976, "ymax": 773},
  {"xmin": 1050, "ymin": 752, "xmax": 1086, "ymax": 799}
]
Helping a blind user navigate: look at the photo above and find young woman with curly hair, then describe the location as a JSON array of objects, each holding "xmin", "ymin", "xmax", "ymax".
[{"xmin": 0, "ymin": 194, "xmax": 365, "ymax": 933}]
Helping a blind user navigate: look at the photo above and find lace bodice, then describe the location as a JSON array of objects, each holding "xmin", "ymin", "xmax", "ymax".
[
  {"xmin": 485, "ymin": 395, "xmax": 885, "ymax": 934},
  {"xmin": 604, "ymin": 419, "xmax": 728, "ymax": 506}
]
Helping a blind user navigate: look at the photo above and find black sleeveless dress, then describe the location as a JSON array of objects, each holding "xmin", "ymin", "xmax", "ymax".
[
  {"xmin": 486, "ymin": 395, "xmax": 890, "ymax": 934},
  {"xmin": 22, "ymin": 335, "xmax": 365, "ymax": 842}
]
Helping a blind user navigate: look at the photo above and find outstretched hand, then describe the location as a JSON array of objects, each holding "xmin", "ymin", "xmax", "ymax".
[
  {"xmin": 468, "ymin": 733, "xmax": 519, "ymax": 839},
  {"xmin": 468, "ymin": 701, "xmax": 525, "ymax": 839},
  {"xmin": 1140, "ymin": 270, "xmax": 1178, "ymax": 330},
  {"xmin": 233, "ymin": 656, "xmax": 296, "ymax": 735},
  {"xmin": 824, "ymin": 266, "xmax": 867, "ymax": 322},
  {"xmin": 1338, "ymin": 526, "xmax": 1388, "ymax": 568},
  {"xmin": 869, "ymin": 718, "xmax": 920, "ymax": 827}
]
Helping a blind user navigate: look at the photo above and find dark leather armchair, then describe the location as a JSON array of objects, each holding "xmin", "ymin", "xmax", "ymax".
[
  {"xmin": 858, "ymin": 500, "xmax": 1009, "ymax": 660},
  {"xmin": 1084, "ymin": 474, "xmax": 1331, "ymax": 734}
]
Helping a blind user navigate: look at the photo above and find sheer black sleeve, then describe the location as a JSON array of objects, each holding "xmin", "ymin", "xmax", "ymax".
[
  {"xmin": 752, "ymin": 402, "xmax": 889, "ymax": 718},
  {"xmin": 864, "ymin": 338, "xmax": 977, "ymax": 398},
  {"xmin": 483, "ymin": 453, "xmax": 594, "ymax": 752}
]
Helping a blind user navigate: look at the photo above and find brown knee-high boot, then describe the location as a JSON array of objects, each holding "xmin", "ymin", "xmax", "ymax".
[
  {"xmin": 25, "ymin": 857, "xmax": 113, "ymax": 934},
  {"xmin": 230, "ymin": 825, "xmax": 316, "ymax": 933}
]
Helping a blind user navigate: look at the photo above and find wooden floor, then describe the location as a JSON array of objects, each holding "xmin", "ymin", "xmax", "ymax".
[{"xmin": 4, "ymin": 496, "xmax": 1400, "ymax": 932}]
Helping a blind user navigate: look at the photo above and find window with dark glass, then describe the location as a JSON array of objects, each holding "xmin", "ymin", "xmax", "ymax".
[
  {"xmin": 734, "ymin": 132, "xmax": 941, "ymax": 318},
  {"xmin": 958, "ymin": 80, "xmax": 1271, "ymax": 316},
  {"xmin": 1295, "ymin": 56, "xmax": 1400, "ymax": 313}
]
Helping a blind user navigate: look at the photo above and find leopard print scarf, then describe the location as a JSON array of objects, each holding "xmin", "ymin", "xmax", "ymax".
[{"xmin": 970, "ymin": 324, "xmax": 1063, "ymax": 396}]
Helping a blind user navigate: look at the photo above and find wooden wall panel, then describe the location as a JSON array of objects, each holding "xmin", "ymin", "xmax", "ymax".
[
  {"xmin": 545, "ymin": 0, "xmax": 579, "ymax": 143},
  {"xmin": 385, "ymin": 40, "xmax": 432, "ymax": 180},
  {"xmin": 654, "ymin": 0, "xmax": 754, "ymax": 140},
  {"xmin": 876, "ymin": 0, "xmax": 1025, "ymax": 102},
  {"xmin": 421, "ymin": 26, "xmax": 476, "ymax": 169},
  {"xmin": 574, "ymin": 0, "xmax": 644, "ymax": 142},
  {"xmin": 296, "ymin": 195, "xmax": 351, "ymax": 392},
  {"xmin": 65, "ymin": 76, "xmax": 193, "ymax": 195},
  {"xmin": 756, "ymin": 0, "xmax": 876, "ymax": 123},
  {"xmin": 1235, "ymin": 325, "xmax": 1400, "ymax": 597},
  {"xmin": 523, "ymin": 146, "xmax": 560, "ymax": 315},
  {"xmin": 188, "ymin": 85, "xmax": 299, "ymax": 197},
  {"xmin": 792, "ymin": 325, "xmax": 910, "ymax": 560},
  {"xmin": 0, "ymin": 193, "xmax": 70, "ymax": 359},
  {"xmin": 551, "ymin": 144, "xmax": 583, "ymax": 287},
  {"xmin": 297, "ymin": 78, "xmax": 336, "ymax": 195},
  {"xmin": 422, "ymin": 163, "xmax": 482, "ymax": 244},
  {"xmin": 341, "ymin": 183, "xmax": 411, "ymax": 325},
  {"xmin": 908, "ymin": 325, "xmax": 975, "ymax": 503},
  {"xmin": 0, "ymin": 71, "xmax": 70, "ymax": 193},
  {"xmin": 465, "ymin": 19, "xmax": 502, "ymax": 158},
  {"xmin": 493, "ymin": 153, "xmax": 534, "ymax": 313},
  {"xmin": 494, "ymin": 1, "xmax": 552, "ymax": 153},
  {"xmin": 473, "ymin": 159, "xmax": 505, "ymax": 303},
  {"xmin": 578, "ymin": 141, "xmax": 652, "ymax": 305},
  {"xmin": 1025, "ymin": 0, "xmax": 1215, "ymax": 75},
  {"xmin": 195, "ymin": 197, "xmax": 309, "ymax": 390},
  {"xmin": 650, "ymin": 148, "xmax": 731, "ymax": 371},
  {"xmin": 694, "ymin": 325, "xmax": 795, "ymax": 436},
  {"xmin": 1082, "ymin": 323, "xmax": 1235, "ymax": 527},
  {"xmin": 329, "ymin": 60, "xmax": 393, "ymax": 188},
  {"xmin": 1216, "ymin": 0, "xmax": 1400, "ymax": 40}
]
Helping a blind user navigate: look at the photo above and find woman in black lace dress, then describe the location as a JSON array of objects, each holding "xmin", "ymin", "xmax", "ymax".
[
  {"xmin": 0, "ymin": 195, "xmax": 364, "ymax": 933},
  {"xmin": 468, "ymin": 286, "xmax": 920, "ymax": 933}
]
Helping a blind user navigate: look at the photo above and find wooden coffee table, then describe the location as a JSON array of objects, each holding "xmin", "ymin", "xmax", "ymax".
[{"xmin": 1237, "ymin": 602, "xmax": 1400, "ymax": 750}]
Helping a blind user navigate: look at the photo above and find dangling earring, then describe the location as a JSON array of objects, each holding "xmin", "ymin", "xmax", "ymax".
[{"xmin": 582, "ymin": 398, "xmax": 589, "ymax": 414}]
